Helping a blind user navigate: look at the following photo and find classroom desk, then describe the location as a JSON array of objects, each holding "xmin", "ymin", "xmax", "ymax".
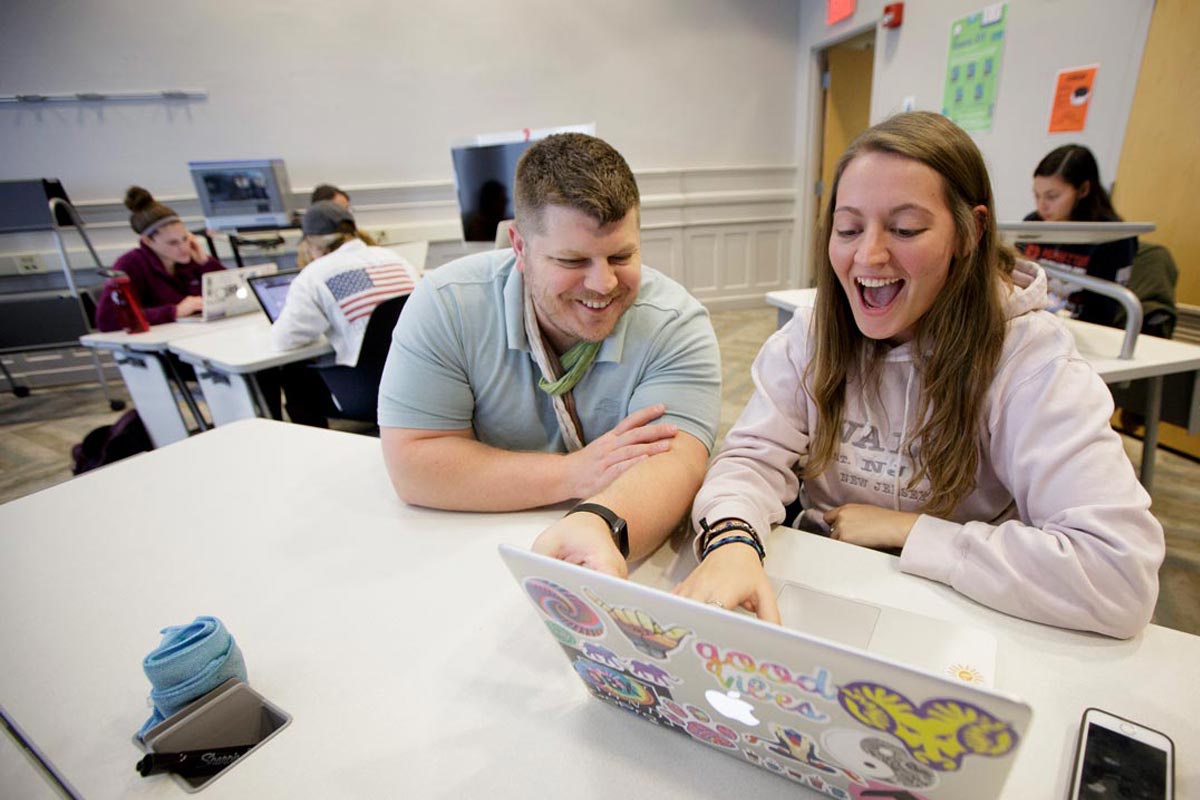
[
  {"xmin": 79, "ymin": 316, "xmax": 261, "ymax": 447},
  {"xmin": 1, "ymin": 420, "xmax": 1196, "ymax": 799},
  {"xmin": 168, "ymin": 317, "xmax": 332, "ymax": 425},
  {"xmin": 765, "ymin": 288, "xmax": 1200, "ymax": 490}
]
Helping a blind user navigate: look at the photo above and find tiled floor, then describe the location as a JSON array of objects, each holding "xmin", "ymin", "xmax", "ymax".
[{"xmin": 2, "ymin": 307, "xmax": 1197, "ymax": 634}]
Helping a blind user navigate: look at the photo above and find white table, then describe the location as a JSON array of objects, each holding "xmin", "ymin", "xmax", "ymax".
[
  {"xmin": 168, "ymin": 317, "xmax": 332, "ymax": 425},
  {"xmin": 765, "ymin": 288, "xmax": 1200, "ymax": 489},
  {"xmin": 1, "ymin": 420, "xmax": 1196, "ymax": 799},
  {"xmin": 79, "ymin": 316, "xmax": 261, "ymax": 447}
]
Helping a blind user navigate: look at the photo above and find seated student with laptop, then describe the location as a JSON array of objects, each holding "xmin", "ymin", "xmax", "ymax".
[
  {"xmin": 270, "ymin": 201, "xmax": 419, "ymax": 367},
  {"xmin": 379, "ymin": 133, "xmax": 721, "ymax": 573},
  {"xmin": 95, "ymin": 187, "xmax": 227, "ymax": 331},
  {"xmin": 1018, "ymin": 144, "xmax": 1140, "ymax": 326},
  {"xmin": 676, "ymin": 112, "xmax": 1165, "ymax": 639}
]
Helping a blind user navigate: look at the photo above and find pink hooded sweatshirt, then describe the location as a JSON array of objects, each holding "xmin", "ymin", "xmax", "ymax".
[{"xmin": 692, "ymin": 260, "xmax": 1164, "ymax": 639}]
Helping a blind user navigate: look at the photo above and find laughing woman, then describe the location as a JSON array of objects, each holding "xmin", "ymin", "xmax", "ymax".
[{"xmin": 675, "ymin": 112, "xmax": 1163, "ymax": 639}]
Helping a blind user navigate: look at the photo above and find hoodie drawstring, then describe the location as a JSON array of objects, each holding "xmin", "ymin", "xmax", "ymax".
[{"xmin": 893, "ymin": 364, "xmax": 914, "ymax": 511}]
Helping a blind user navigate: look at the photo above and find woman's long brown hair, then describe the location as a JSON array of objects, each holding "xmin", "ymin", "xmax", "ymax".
[{"xmin": 805, "ymin": 112, "xmax": 1016, "ymax": 518}]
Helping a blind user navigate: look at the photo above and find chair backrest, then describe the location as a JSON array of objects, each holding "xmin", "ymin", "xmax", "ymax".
[
  {"xmin": 314, "ymin": 293, "xmax": 409, "ymax": 423},
  {"xmin": 494, "ymin": 219, "xmax": 514, "ymax": 249},
  {"xmin": 1128, "ymin": 242, "xmax": 1179, "ymax": 339},
  {"xmin": 384, "ymin": 241, "xmax": 428, "ymax": 273}
]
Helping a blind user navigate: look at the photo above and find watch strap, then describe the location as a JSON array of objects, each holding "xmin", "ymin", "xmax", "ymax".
[{"xmin": 567, "ymin": 502, "xmax": 630, "ymax": 558}]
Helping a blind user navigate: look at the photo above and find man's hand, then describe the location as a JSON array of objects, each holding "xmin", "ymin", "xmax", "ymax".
[
  {"xmin": 562, "ymin": 404, "xmax": 678, "ymax": 499},
  {"xmin": 824, "ymin": 504, "xmax": 919, "ymax": 550},
  {"xmin": 674, "ymin": 535, "xmax": 780, "ymax": 623},
  {"xmin": 175, "ymin": 295, "xmax": 204, "ymax": 318},
  {"xmin": 532, "ymin": 512, "xmax": 628, "ymax": 578}
]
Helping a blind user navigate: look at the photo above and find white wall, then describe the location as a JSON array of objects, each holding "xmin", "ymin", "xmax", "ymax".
[
  {"xmin": 0, "ymin": 0, "xmax": 800, "ymax": 202},
  {"xmin": 793, "ymin": 0, "xmax": 1154, "ymax": 282}
]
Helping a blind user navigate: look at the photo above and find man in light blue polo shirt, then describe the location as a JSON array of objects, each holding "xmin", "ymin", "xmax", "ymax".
[{"xmin": 379, "ymin": 133, "xmax": 720, "ymax": 576}]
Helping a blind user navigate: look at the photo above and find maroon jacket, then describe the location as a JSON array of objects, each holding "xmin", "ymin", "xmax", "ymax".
[{"xmin": 94, "ymin": 242, "xmax": 226, "ymax": 331}]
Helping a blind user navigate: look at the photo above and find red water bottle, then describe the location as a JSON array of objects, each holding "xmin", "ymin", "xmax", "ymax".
[{"xmin": 103, "ymin": 271, "xmax": 150, "ymax": 333}]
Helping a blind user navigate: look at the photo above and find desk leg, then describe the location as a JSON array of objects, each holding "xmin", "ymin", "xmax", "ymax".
[
  {"xmin": 248, "ymin": 373, "xmax": 275, "ymax": 419},
  {"xmin": 1139, "ymin": 375, "xmax": 1163, "ymax": 491},
  {"xmin": 159, "ymin": 355, "xmax": 210, "ymax": 432}
]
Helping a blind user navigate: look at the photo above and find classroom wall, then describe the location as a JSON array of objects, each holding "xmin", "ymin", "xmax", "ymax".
[
  {"xmin": 0, "ymin": 0, "xmax": 799, "ymax": 200},
  {"xmin": 792, "ymin": 0, "xmax": 1154, "ymax": 283},
  {"xmin": 0, "ymin": 0, "xmax": 801, "ymax": 312}
]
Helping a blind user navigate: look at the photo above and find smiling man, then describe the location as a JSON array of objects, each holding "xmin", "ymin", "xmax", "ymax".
[{"xmin": 378, "ymin": 133, "xmax": 721, "ymax": 575}]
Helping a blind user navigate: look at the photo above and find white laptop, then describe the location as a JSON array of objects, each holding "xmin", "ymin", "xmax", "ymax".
[
  {"xmin": 178, "ymin": 263, "xmax": 278, "ymax": 322},
  {"xmin": 500, "ymin": 545, "xmax": 1031, "ymax": 799}
]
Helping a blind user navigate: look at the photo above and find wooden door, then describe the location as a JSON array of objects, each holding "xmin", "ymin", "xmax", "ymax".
[{"xmin": 1115, "ymin": 0, "xmax": 1200, "ymax": 458}]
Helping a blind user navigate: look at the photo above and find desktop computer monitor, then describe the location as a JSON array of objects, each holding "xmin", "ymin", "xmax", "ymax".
[
  {"xmin": 189, "ymin": 159, "xmax": 296, "ymax": 232},
  {"xmin": 450, "ymin": 124, "xmax": 594, "ymax": 242}
]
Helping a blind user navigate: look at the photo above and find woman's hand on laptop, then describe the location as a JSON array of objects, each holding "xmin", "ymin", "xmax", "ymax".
[
  {"xmin": 175, "ymin": 295, "xmax": 203, "ymax": 319},
  {"xmin": 532, "ymin": 515, "xmax": 629, "ymax": 579},
  {"xmin": 674, "ymin": 543, "xmax": 781, "ymax": 624}
]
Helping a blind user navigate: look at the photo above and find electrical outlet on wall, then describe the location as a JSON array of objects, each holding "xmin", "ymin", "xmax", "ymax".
[
  {"xmin": 372, "ymin": 229, "xmax": 388, "ymax": 244},
  {"xmin": 17, "ymin": 254, "xmax": 44, "ymax": 273}
]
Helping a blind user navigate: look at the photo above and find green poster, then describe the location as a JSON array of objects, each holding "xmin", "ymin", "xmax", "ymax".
[{"xmin": 941, "ymin": 4, "xmax": 1007, "ymax": 132}]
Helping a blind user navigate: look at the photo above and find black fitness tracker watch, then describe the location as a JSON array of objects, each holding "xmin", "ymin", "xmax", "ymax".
[{"xmin": 567, "ymin": 502, "xmax": 630, "ymax": 558}]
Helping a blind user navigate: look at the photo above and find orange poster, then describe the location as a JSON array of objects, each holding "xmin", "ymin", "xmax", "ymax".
[
  {"xmin": 827, "ymin": 0, "xmax": 855, "ymax": 25},
  {"xmin": 1049, "ymin": 65, "xmax": 1098, "ymax": 133}
]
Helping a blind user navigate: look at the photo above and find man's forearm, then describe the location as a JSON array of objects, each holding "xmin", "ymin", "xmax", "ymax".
[
  {"xmin": 382, "ymin": 430, "xmax": 572, "ymax": 511},
  {"xmin": 587, "ymin": 433, "xmax": 709, "ymax": 561}
]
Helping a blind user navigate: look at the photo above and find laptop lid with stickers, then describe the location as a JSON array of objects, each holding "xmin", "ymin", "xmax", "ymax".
[{"xmin": 499, "ymin": 545, "xmax": 1031, "ymax": 800}]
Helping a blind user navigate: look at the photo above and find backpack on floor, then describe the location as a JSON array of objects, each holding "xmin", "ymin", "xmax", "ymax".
[{"xmin": 71, "ymin": 409, "xmax": 154, "ymax": 475}]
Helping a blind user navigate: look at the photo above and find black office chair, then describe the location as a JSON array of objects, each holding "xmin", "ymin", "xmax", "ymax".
[{"xmin": 313, "ymin": 294, "xmax": 409, "ymax": 423}]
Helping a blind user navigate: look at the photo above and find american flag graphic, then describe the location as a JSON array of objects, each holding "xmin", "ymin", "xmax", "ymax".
[{"xmin": 325, "ymin": 263, "xmax": 414, "ymax": 323}]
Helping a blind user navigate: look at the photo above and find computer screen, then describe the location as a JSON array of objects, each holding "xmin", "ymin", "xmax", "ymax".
[
  {"xmin": 450, "ymin": 124, "xmax": 595, "ymax": 242},
  {"xmin": 188, "ymin": 159, "xmax": 295, "ymax": 232}
]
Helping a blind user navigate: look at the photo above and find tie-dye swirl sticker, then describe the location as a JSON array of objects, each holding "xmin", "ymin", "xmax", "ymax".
[
  {"xmin": 583, "ymin": 588, "xmax": 691, "ymax": 659},
  {"xmin": 523, "ymin": 577, "xmax": 604, "ymax": 637},
  {"xmin": 573, "ymin": 657, "xmax": 656, "ymax": 707},
  {"xmin": 838, "ymin": 681, "xmax": 1018, "ymax": 771}
]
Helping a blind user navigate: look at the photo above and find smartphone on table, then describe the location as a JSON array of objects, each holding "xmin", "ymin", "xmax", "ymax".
[{"xmin": 1069, "ymin": 707, "xmax": 1174, "ymax": 800}]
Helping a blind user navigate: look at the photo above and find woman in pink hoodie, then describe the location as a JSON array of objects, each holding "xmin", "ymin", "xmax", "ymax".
[{"xmin": 677, "ymin": 112, "xmax": 1163, "ymax": 639}]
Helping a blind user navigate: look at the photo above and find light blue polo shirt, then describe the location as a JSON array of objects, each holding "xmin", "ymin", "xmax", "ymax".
[{"xmin": 378, "ymin": 249, "xmax": 720, "ymax": 452}]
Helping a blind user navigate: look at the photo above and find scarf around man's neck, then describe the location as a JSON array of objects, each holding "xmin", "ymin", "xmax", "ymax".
[{"xmin": 523, "ymin": 288, "xmax": 601, "ymax": 452}]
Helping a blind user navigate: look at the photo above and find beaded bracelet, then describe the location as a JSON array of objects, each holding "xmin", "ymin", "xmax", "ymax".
[
  {"xmin": 701, "ymin": 534, "xmax": 765, "ymax": 563},
  {"xmin": 699, "ymin": 517, "xmax": 761, "ymax": 553}
]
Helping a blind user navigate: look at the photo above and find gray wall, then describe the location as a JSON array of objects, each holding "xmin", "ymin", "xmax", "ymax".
[{"xmin": 0, "ymin": 0, "xmax": 801, "ymax": 202}]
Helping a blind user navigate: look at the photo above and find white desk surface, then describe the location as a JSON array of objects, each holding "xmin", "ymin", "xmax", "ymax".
[
  {"xmin": 79, "ymin": 314, "xmax": 262, "ymax": 354},
  {"xmin": 2, "ymin": 420, "xmax": 1196, "ymax": 798},
  {"xmin": 765, "ymin": 288, "xmax": 1200, "ymax": 383},
  {"xmin": 997, "ymin": 220, "xmax": 1155, "ymax": 245},
  {"xmin": 168, "ymin": 316, "xmax": 332, "ymax": 373}
]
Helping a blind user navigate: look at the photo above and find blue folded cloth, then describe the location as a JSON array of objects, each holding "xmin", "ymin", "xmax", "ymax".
[{"xmin": 137, "ymin": 616, "xmax": 247, "ymax": 739}]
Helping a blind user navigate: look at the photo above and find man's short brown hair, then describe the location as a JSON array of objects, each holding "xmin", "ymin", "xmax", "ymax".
[{"xmin": 513, "ymin": 133, "xmax": 640, "ymax": 234}]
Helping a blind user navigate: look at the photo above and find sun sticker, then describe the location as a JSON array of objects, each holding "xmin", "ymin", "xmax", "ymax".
[{"xmin": 946, "ymin": 664, "xmax": 984, "ymax": 685}]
